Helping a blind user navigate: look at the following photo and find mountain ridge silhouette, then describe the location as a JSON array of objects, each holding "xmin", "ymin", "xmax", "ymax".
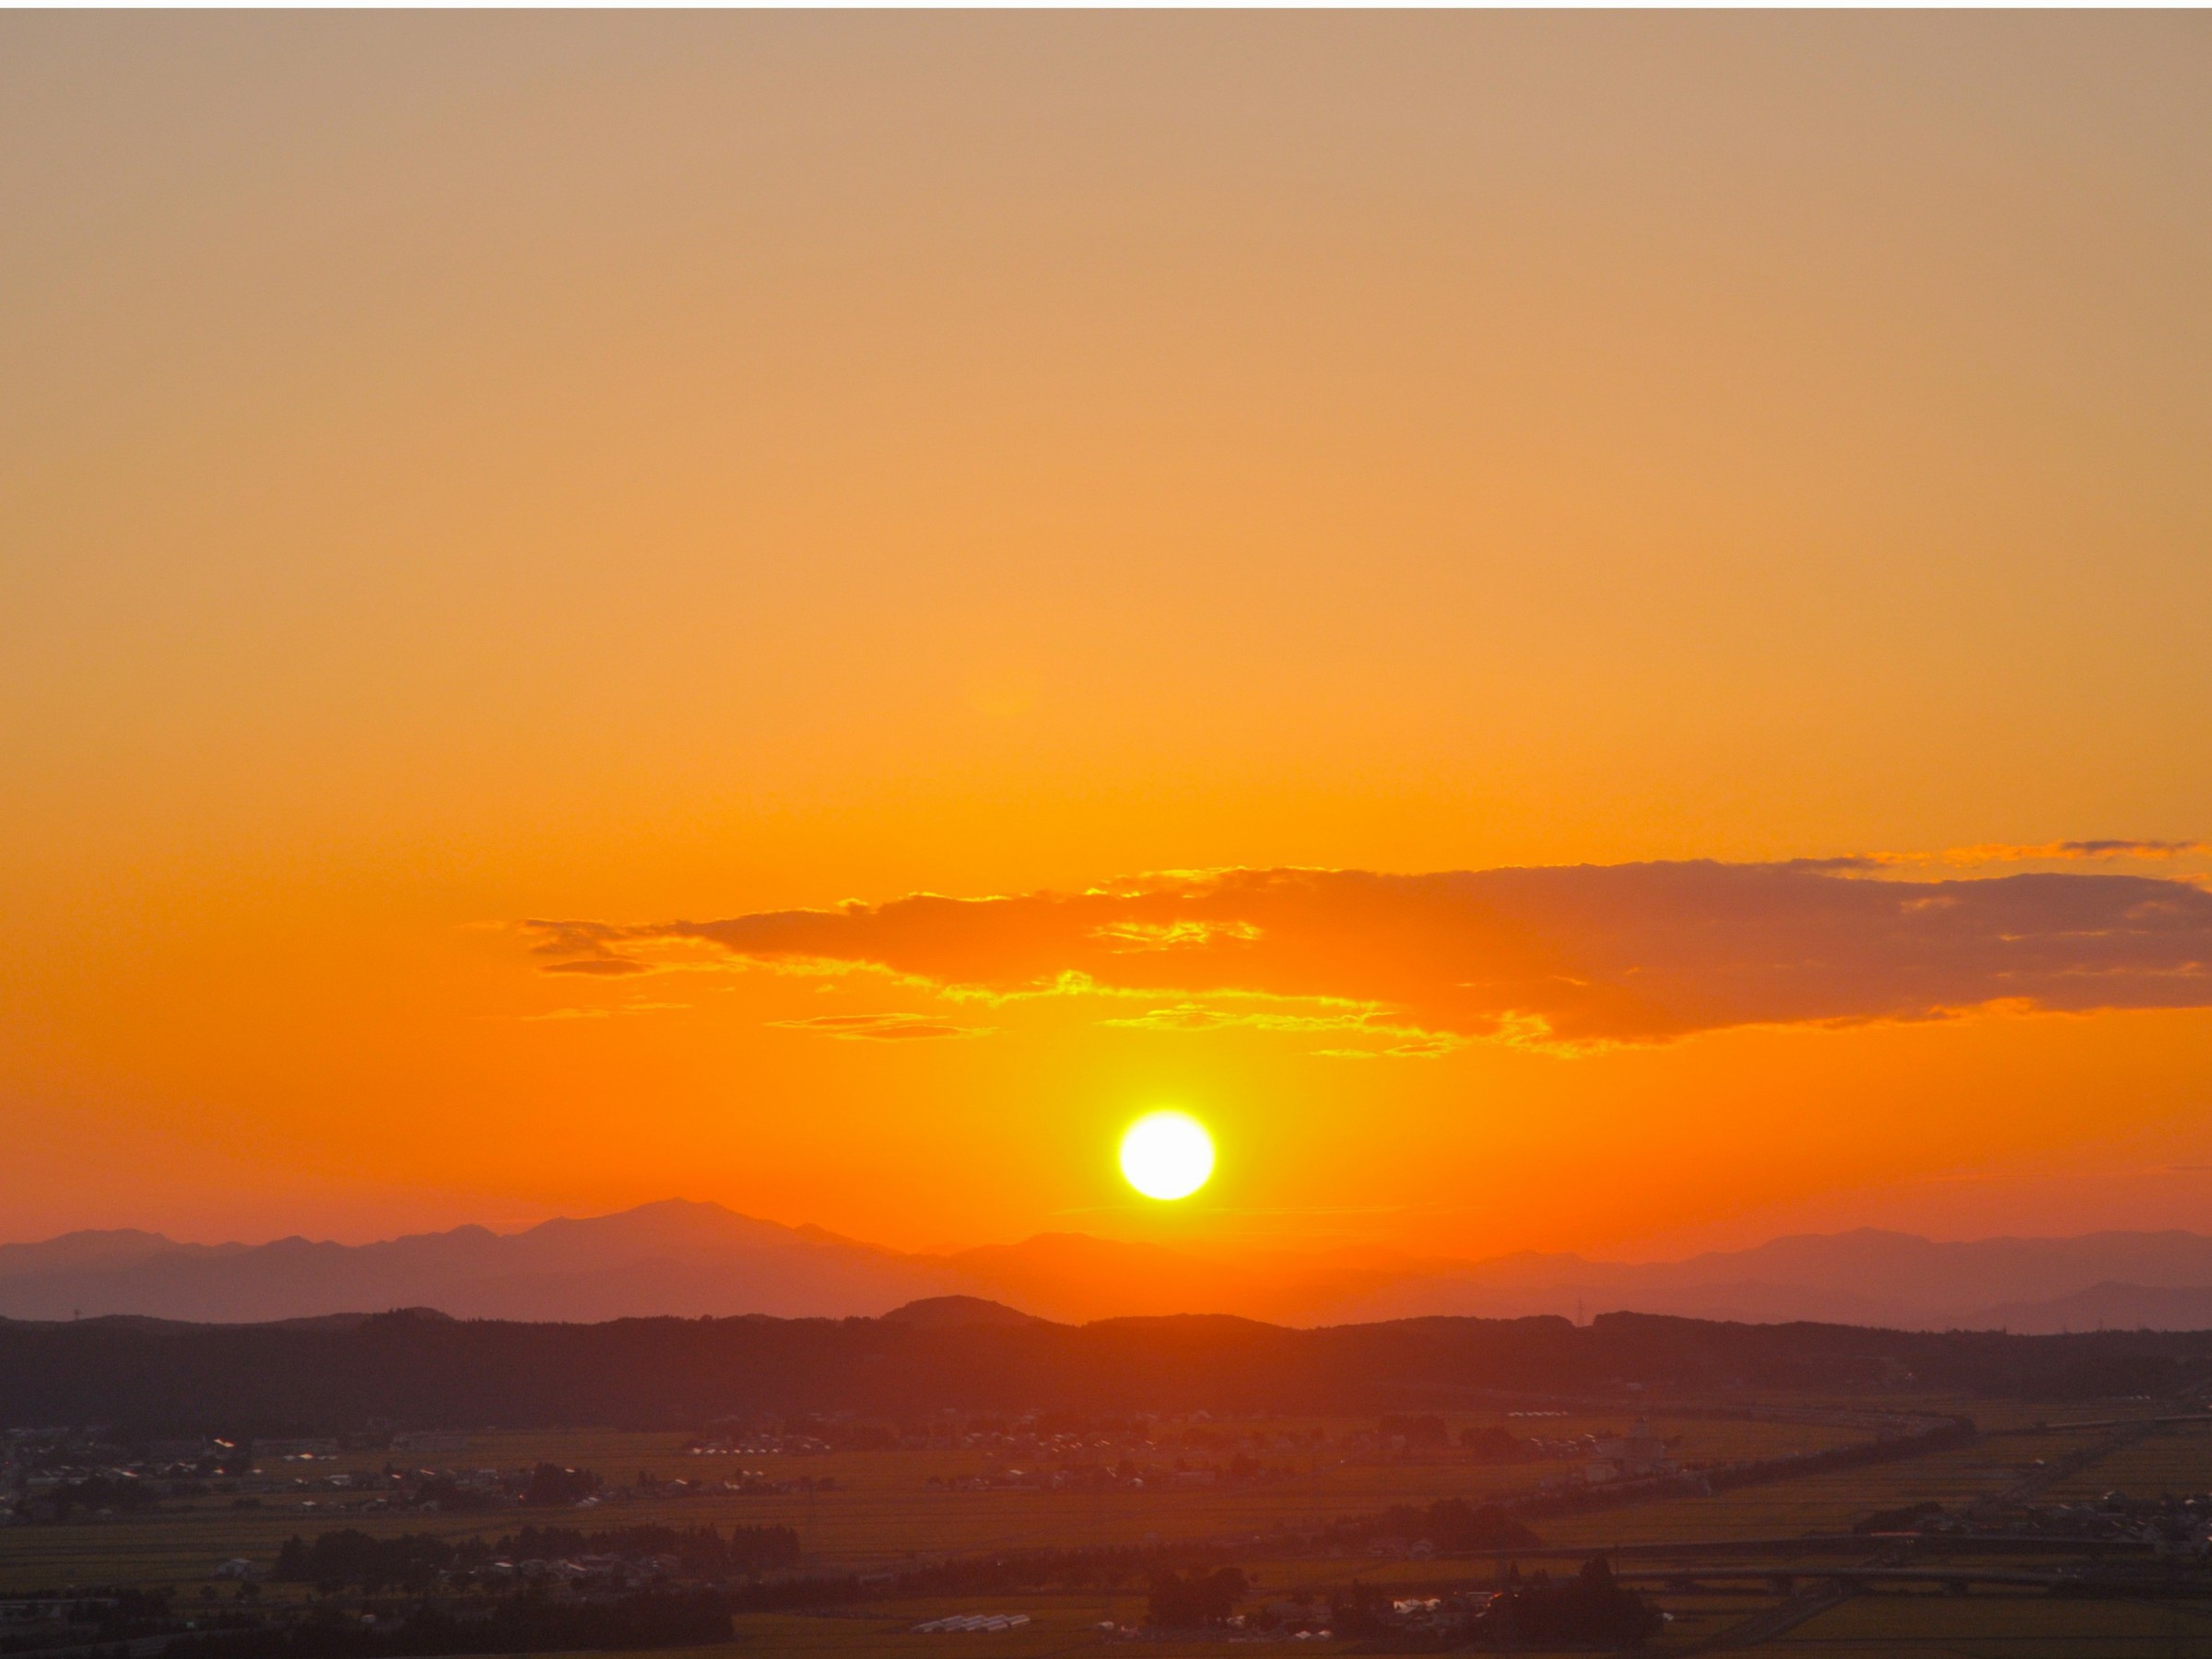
[{"xmin": 10, "ymin": 1201, "xmax": 2212, "ymax": 1332}]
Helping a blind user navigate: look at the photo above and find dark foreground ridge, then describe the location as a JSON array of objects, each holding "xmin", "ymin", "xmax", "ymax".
[{"xmin": 5, "ymin": 1306, "xmax": 2210, "ymax": 1431}]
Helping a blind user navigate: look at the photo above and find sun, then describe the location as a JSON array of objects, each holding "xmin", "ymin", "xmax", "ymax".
[{"xmin": 1119, "ymin": 1110, "xmax": 1215, "ymax": 1201}]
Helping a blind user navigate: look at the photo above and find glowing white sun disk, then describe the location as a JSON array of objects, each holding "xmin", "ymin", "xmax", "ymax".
[{"xmin": 1119, "ymin": 1111, "xmax": 1214, "ymax": 1201}]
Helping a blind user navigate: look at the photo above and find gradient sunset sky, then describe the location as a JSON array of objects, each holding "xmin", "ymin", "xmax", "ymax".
[{"xmin": 5, "ymin": 13, "xmax": 2211, "ymax": 1257}]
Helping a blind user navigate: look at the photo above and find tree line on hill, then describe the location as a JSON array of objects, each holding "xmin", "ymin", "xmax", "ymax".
[{"xmin": 3, "ymin": 1307, "xmax": 2204, "ymax": 1433}]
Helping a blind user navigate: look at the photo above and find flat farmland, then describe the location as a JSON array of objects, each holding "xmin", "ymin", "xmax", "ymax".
[
  {"xmin": 1542, "ymin": 1430, "xmax": 2101, "ymax": 1547},
  {"xmin": 3, "ymin": 1412, "xmax": 1877, "ymax": 1587},
  {"xmin": 631, "ymin": 1590, "xmax": 2212, "ymax": 1659},
  {"xmin": 17, "ymin": 1399, "xmax": 2198, "ymax": 1659},
  {"xmin": 1733, "ymin": 1589, "xmax": 2212, "ymax": 1657},
  {"xmin": 2045, "ymin": 1428, "xmax": 2212, "ymax": 1500}
]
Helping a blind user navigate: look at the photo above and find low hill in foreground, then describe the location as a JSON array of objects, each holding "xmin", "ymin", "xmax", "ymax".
[{"xmin": 4, "ymin": 1304, "xmax": 2209, "ymax": 1432}]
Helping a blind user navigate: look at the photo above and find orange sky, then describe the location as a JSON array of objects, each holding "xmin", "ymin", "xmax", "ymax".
[{"xmin": 4, "ymin": 13, "xmax": 2211, "ymax": 1256}]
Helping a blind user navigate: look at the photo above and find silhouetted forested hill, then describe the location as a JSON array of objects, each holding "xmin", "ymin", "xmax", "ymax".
[{"xmin": 3, "ymin": 1306, "xmax": 2207, "ymax": 1433}]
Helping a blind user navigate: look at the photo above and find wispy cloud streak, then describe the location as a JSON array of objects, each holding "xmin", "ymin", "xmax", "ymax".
[
  {"xmin": 768, "ymin": 1012, "xmax": 994, "ymax": 1041},
  {"xmin": 526, "ymin": 860, "xmax": 2212, "ymax": 1047},
  {"xmin": 1857, "ymin": 841, "xmax": 2212, "ymax": 868}
]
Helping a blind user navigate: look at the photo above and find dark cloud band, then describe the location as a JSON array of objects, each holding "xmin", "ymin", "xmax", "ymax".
[{"xmin": 527, "ymin": 861, "xmax": 2212, "ymax": 1045}]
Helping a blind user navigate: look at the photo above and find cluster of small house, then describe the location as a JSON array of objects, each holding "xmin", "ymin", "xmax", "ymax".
[
  {"xmin": 682, "ymin": 1433, "xmax": 830, "ymax": 1457},
  {"xmin": 911, "ymin": 1612, "xmax": 1032, "ymax": 1633},
  {"xmin": 366, "ymin": 1468, "xmax": 833, "ymax": 1514},
  {"xmin": 2015, "ymin": 1493, "xmax": 2212, "ymax": 1554},
  {"xmin": 924, "ymin": 1458, "xmax": 1288, "ymax": 1494},
  {"xmin": 481, "ymin": 1553, "xmax": 689, "ymax": 1586},
  {"xmin": 1575, "ymin": 1418, "xmax": 1680, "ymax": 1485},
  {"xmin": 0, "ymin": 1426, "xmax": 837, "ymax": 1528},
  {"xmin": 1094, "ymin": 1591, "xmax": 1496, "ymax": 1642},
  {"xmin": 1454, "ymin": 1418, "xmax": 1686, "ymax": 1488}
]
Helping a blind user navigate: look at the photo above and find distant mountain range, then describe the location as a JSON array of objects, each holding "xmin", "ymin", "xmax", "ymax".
[
  {"xmin": 6, "ymin": 1303, "xmax": 2201, "ymax": 1431},
  {"xmin": 8, "ymin": 1200, "xmax": 2212, "ymax": 1333}
]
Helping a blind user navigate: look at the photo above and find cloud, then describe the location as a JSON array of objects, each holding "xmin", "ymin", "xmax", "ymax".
[
  {"xmin": 1091, "ymin": 919, "xmax": 1265, "ymax": 951},
  {"xmin": 1100, "ymin": 1002, "xmax": 1371, "ymax": 1033},
  {"xmin": 517, "ymin": 1002, "xmax": 691, "ymax": 1022},
  {"xmin": 1312, "ymin": 1039, "xmax": 1463, "ymax": 1061},
  {"xmin": 525, "ymin": 920, "xmax": 653, "ymax": 974},
  {"xmin": 768, "ymin": 1012, "xmax": 994, "ymax": 1041},
  {"xmin": 1100, "ymin": 1000, "xmax": 1462, "ymax": 1056},
  {"xmin": 1861, "ymin": 841, "xmax": 2212, "ymax": 868},
  {"xmin": 527, "ymin": 860, "xmax": 2212, "ymax": 1047},
  {"xmin": 2053, "ymin": 841, "xmax": 2211, "ymax": 860}
]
